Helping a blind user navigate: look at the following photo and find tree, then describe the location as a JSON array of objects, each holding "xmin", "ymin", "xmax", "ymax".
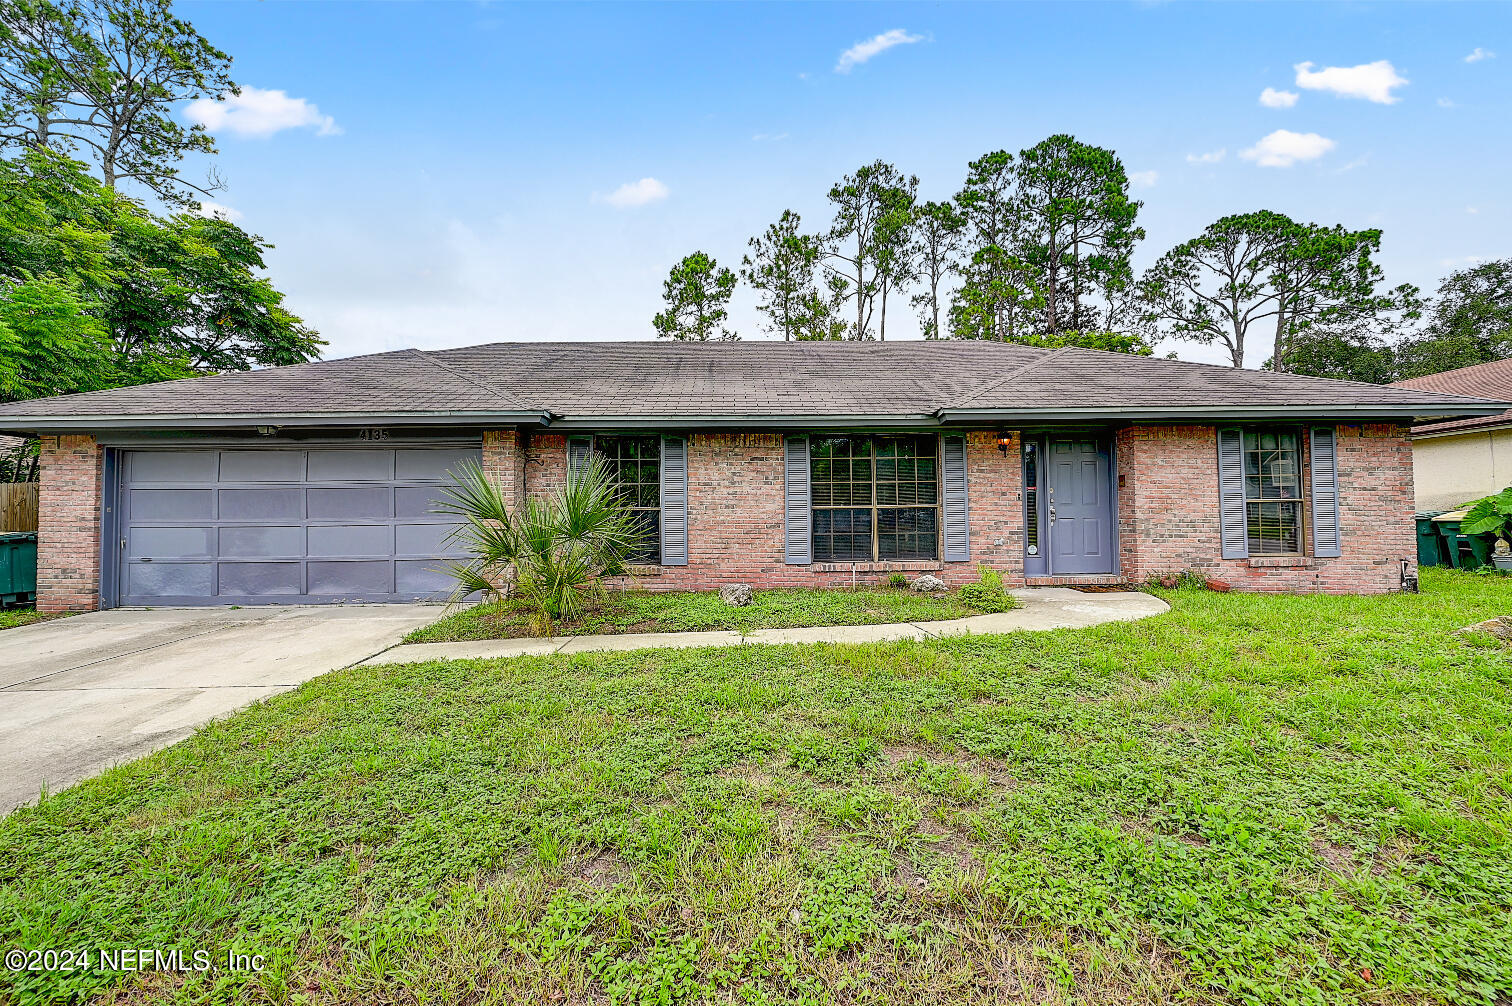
[
  {"xmin": 1138, "ymin": 211, "xmax": 1401, "ymax": 369},
  {"xmin": 1394, "ymin": 259, "xmax": 1512, "ymax": 379},
  {"xmin": 652, "ymin": 251, "xmax": 737, "ymax": 341},
  {"xmin": 950, "ymin": 150, "xmax": 1039, "ymax": 341},
  {"xmin": 1013, "ymin": 134, "xmax": 1144, "ymax": 334},
  {"xmin": 0, "ymin": 148, "xmax": 320, "ymax": 401},
  {"xmin": 870, "ymin": 173, "xmax": 917, "ymax": 341},
  {"xmin": 741, "ymin": 209, "xmax": 826, "ymax": 342},
  {"xmin": 823, "ymin": 160, "xmax": 916, "ymax": 340},
  {"xmin": 1017, "ymin": 329, "xmax": 1156, "ymax": 355},
  {"xmin": 0, "ymin": 0, "xmax": 234, "ymax": 204},
  {"xmin": 908, "ymin": 200, "xmax": 963, "ymax": 339},
  {"xmin": 1271, "ymin": 328, "xmax": 1398, "ymax": 384}
]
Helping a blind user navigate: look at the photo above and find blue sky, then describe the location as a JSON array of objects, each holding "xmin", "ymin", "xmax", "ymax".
[{"xmin": 176, "ymin": 1, "xmax": 1509, "ymax": 367}]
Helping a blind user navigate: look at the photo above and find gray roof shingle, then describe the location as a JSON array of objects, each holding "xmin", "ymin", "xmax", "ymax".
[
  {"xmin": 0, "ymin": 340, "xmax": 1502, "ymax": 429},
  {"xmin": 1391, "ymin": 358, "xmax": 1512, "ymax": 436}
]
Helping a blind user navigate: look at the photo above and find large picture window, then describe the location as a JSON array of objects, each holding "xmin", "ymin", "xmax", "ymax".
[
  {"xmin": 1242, "ymin": 428, "xmax": 1303, "ymax": 555},
  {"xmin": 811, "ymin": 435, "xmax": 939, "ymax": 562},
  {"xmin": 594, "ymin": 435, "xmax": 661, "ymax": 563}
]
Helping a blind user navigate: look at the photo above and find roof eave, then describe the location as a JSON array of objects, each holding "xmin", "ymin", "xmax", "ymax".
[
  {"xmin": 938, "ymin": 403, "xmax": 1511, "ymax": 423},
  {"xmin": 0, "ymin": 409, "xmax": 554, "ymax": 434}
]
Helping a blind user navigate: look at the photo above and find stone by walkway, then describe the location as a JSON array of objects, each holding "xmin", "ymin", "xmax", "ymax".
[{"xmin": 361, "ymin": 587, "xmax": 1170, "ymax": 666}]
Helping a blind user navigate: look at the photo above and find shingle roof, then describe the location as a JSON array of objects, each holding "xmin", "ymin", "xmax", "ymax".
[
  {"xmin": 1391, "ymin": 358, "xmax": 1512, "ymax": 436},
  {"xmin": 0, "ymin": 340, "xmax": 1502, "ymax": 431}
]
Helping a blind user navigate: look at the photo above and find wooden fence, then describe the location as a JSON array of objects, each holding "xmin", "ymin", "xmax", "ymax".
[{"xmin": 0, "ymin": 483, "xmax": 39, "ymax": 533}]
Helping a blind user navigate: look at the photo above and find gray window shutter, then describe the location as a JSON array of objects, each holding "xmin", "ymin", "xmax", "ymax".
[
  {"xmin": 941, "ymin": 435, "xmax": 970, "ymax": 562},
  {"xmin": 1217, "ymin": 427, "xmax": 1248, "ymax": 560},
  {"xmin": 783, "ymin": 435, "xmax": 811, "ymax": 565},
  {"xmin": 567, "ymin": 436, "xmax": 592, "ymax": 477},
  {"xmin": 660, "ymin": 436, "xmax": 688, "ymax": 566},
  {"xmin": 1309, "ymin": 426, "xmax": 1341, "ymax": 558}
]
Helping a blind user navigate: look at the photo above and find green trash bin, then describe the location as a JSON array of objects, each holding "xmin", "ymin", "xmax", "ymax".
[
  {"xmin": 1415, "ymin": 512, "xmax": 1449, "ymax": 567},
  {"xmin": 1433, "ymin": 510, "xmax": 1493, "ymax": 570},
  {"xmin": 0, "ymin": 531, "xmax": 38, "ymax": 608}
]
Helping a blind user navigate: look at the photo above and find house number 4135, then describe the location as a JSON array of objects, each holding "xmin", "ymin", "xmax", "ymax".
[{"xmin": 357, "ymin": 428, "xmax": 390, "ymax": 441}]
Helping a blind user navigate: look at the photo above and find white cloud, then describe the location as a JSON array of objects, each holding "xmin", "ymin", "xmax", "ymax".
[
  {"xmin": 1240, "ymin": 129, "xmax": 1336, "ymax": 167},
  {"xmin": 1465, "ymin": 47, "xmax": 1495, "ymax": 63},
  {"xmin": 195, "ymin": 201, "xmax": 243, "ymax": 222},
  {"xmin": 1438, "ymin": 97, "xmax": 1458, "ymax": 108},
  {"xmin": 1333, "ymin": 154, "xmax": 1370, "ymax": 174},
  {"xmin": 835, "ymin": 29, "xmax": 923, "ymax": 73},
  {"xmin": 1185, "ymin": 148, "xmax": 1226, "ymax": 165},
  {"xmin": 752, "ymin": 132, "xmax": 789, "ymax": 142},
  {"xmin": 595, "ymin": 177, "xmax": 669, "ymax": 209},
  {"xmin": 1467, "ymin": 206, "xmax": 1479, "ymax": 214},
  {"xmin": 1259, "ymin": 87, "xmax": 1299, "ymax": 108},
  {"xmin": 1128, "ymin": 170, "xmax": 1158, "ymax": 188},
  {"xmin": 184, "ymin": 86, "xmax": 340, "ymax": 138},
  {"xmin": 1293, "ymin": 60, "xmax": 1408, "ymax": 104}
]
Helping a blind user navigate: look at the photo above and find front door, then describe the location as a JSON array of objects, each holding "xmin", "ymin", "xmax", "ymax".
[{"xmin": 1047, "ymin": 438, "xmax": 1115, "ymax": 575}]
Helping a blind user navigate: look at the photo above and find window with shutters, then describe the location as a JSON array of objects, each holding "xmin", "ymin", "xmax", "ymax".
[
  {"xmin": 1242, "ymin": 428, "xmax": 1305, "ymax": 555},
  {"xmin": 594, "ymin": 435, "xmax": 661, "ymax": 563},
  {"xmin": 810, "ymin": 435, "xmax": 939, "ymax": 561}
]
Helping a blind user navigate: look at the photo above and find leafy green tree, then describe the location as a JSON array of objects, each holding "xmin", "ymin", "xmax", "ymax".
[
  {"xmin": 1138, "ymin": 210, "xmax": 1402, "ymax": 369},
  {"xmin": 908, "ymin": 200, "xmax": 963, "ymax": 339},
  {"xmin": 0, "ymin": 0, "xmax": 235, "ymax": 204},
  {"xmin": 652, "ymin": 251, "xmax": 737, "ymax": 342},
  {"xmin": 823, "ymin": 160, "xmax": 916, "ymax": 340},
  {"xmin": 0, "ymin": 148, "xmax": 320, "ymax": 401},
  {"xmin": 1270, "ymin": 328, "xmax": 1398, "ymax": 384},
  {"xmin": 870, "ymin": 172, "xmax": 917, "ymax": 341},
  {"xmin": 1014, "ymin": 134, "xmax": 1144, "ymax": 334},
  {"xmin": 1394, "ymin": 259, "xmax": 1512, "ymax": 379},
  {"xmin": 741, "ymin": 209, "xmax": 828, "ymax": 342},
  {"xmin": 951, "ymin": 150, "xmax": 1038, "ymax": 341},
  {"xmin": 1017, "ymin": 329, "xmax": 1156, "ymax": 355}
]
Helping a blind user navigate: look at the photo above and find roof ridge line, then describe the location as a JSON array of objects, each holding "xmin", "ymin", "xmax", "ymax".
[
  {"xmin": 409, "ymin": 349, "xmax": 537, "ymax": 411},
  {"xmin": 945, "ymin": 346, "xmax": 1071, "ymax": 410}
]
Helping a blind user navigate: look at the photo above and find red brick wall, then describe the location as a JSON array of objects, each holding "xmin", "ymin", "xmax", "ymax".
[
  {"xmin": 1116, "ymin": 422, "xmax": 1415, "ymax": 593},
  {"xmin": 498, "ymin": 431, "xmax": 1021, "ymax": 591},
  {"xmin": 36, "ymin": 434, "xmax": 103, "ymax": 613}
]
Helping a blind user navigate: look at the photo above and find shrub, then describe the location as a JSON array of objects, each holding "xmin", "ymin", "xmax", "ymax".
[
  {"xmin": 957, "ymin": 564, "xmax": 1013, "ymax": 612},
  {"xmin": 886, "ymin": 572, "xmax": 909, "ymax": 589},
  {"xmin": 1145, "ymin": 569, "xmax": 1209, "ymax": 590},
  {"xmin": 434, "ymin": 455, "xmax": 641, "ymax": 630}
]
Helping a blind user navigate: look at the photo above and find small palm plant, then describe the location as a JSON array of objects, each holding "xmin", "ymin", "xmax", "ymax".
[{"xmin": 433, "ymin": 455, "xmax": 642, "ymax": 631}]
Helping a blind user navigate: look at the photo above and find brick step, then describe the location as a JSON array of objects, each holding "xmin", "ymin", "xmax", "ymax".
[{"xmin": 1024, "ymin": 575, "xmax": 1129, "ymax": 587}]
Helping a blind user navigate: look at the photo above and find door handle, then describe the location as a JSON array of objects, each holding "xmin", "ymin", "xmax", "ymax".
[{"xmin": 1048, "ymin": 505, "xmax": 1056, "ymax": 524}]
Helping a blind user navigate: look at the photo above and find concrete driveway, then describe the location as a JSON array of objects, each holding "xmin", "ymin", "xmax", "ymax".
[{"xmin": 0, "ymin": 604, "xmax": 439, "ymax": 814}]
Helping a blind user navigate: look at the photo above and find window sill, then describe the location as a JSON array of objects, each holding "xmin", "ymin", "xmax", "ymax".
[
  {"xmin": 814, "ymin": 560, "xmax": 943, "ymax": 573},
  {"xmin": 1244, "ymin": 556, "xmax": 1314, "ymax": 568},
  {"xmin": 622, "ymin": 564, "xmax": 665, "ymax": 577}
]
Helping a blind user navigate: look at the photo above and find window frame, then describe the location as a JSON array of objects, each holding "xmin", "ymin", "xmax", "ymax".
[
  {"xmin": 590, "ymin": 434, "xmax": 662, "ymax": 565},
  {"xmin": 809, "ymin": 434, "xmax": 941, "ymax": 563},
  {"xmin": 1240, "ymin": 426, "xmax": 1307, "ymax": 557}
]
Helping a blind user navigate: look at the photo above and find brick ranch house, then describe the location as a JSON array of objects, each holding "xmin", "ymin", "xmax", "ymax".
[{"xmin": 0, "ymin": 341, "xmax": 1504, "ymax": 612}]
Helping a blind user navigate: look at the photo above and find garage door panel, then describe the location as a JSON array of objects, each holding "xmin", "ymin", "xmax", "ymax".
[
  {"xmin": 127, "ymin": 451, "xmax": 218, "ymax": 483},
  {"xmin": 127, "ymin": 489, "xmax": 214, "ymax": 521},
  {"xmin": 308, "ymin": 449, "xmax": 394, "ymax": 481},
  {"xmin": 219, "ymin": 450, "xmax": 306, "ymax": 482},
  {"xmin": 220, "ymin": 525, "xmax": 304, "ymax": 558},
  {"xmin": 397, "ymin": 559, "xmax": 452, "ymax": 593},
  {"xmin": 220, "ymin": 488, "xmax": 304, "ymax": 521},
  {"xmin": 126, "ymin": 526, "xmax": 214, "ymax": 559},
  {"xmin": 125, "ymin": 562, "xmax": 214, "ymax": 598},
  {"xmin": 308, "ymin": 560, "xmax": 392, "ymax": 594},
  {"xmin": 117, "ymin": 446, "xmax": 476, "ymax": 606},
  {"xmin": 396, "ymin": 448, "xmax": 476, "ymax": 480},
  {"xmin": 308, "ymin": 487, "xmax": 391, "ymax": 519},
  {"xmin": 308, "ymin": 524, "xmax": 392, "ymax": 557},
  {"xmin": 220, "ymin": 562, "xmax": 303, "ymax": 596}
]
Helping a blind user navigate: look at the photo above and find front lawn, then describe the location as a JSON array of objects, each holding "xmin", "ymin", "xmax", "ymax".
[
  {"xmin": 406, "ymin": 585, "xmax": 1005, "ymax": 642},
  {"xmin": 0, "ymin": 607, "xmax": 65, "ymax": 631},
  {"xmin": 2, "ymin": 569, "xmax": 1510, "ymax": 1005}
]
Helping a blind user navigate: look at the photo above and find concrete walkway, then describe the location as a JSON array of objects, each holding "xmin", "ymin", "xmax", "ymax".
[{"xmin": 362, "ymin": 587, "xmax": 1170, "ymax": 666}]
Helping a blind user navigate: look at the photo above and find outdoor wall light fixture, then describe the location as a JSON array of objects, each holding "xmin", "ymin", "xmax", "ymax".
[{"xmin": 997, "ymin": 433, "xmax": 1012, "ymax": 456}]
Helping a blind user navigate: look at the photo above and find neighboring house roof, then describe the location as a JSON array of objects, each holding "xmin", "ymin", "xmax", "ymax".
[
  {"xmin": 1392, "ymin": 358, "xmax": 1512, "ymax": 437},
  {"xmin": 0, "ymin": 341, "xmax": 1504, "ymax": 433}
]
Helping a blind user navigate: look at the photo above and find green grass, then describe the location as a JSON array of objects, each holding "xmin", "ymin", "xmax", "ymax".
[
  {"xmin": 405, "ymin": 586, "xmax": 1007, "ymax": 642},
  {"xmin": 2, "ymin": 569, "xmax": 1510, "ymax": 1005},
  {"xmin": 0, "ymin": 607, "xmax": 65, "ymax": 631}
]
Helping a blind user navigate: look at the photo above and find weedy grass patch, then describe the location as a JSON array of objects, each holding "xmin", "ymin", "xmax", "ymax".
[
  {"xmin": 1, "ymin": 568, "xmax": 1509, "ymax": 1004},
  {"xmin": 405, "ymin": 585, "xmax": 998, "ymax": 642}
]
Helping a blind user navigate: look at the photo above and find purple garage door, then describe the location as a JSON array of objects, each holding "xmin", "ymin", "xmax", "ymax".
[{"xmin": 116, "ymin": 446, "xmax": 480, "ymax": 606}]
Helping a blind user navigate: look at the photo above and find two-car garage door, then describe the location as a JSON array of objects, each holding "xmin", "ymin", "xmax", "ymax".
[{"xmin": 116, "ymin": 445, "xmax": 479, "ymax": 606}]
